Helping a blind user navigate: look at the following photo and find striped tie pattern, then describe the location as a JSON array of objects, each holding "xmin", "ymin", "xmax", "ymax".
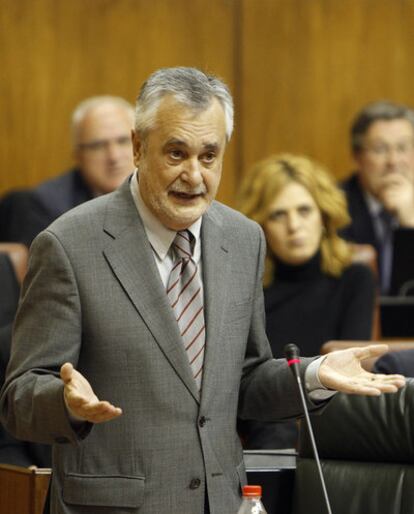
[{"xmin": 167, "ymin": 230, "xmax": 205, "ymax": 391}]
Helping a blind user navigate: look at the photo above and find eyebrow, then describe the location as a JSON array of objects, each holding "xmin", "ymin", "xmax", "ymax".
[
  {"xmin": 270, "ymin": 203, "xmax": 313, "ymax": 212},
  {"xmin": 202, "ymin": 142, "xmax": 220, "ymax": 152},
  {"xmin": 164, "ymin": 138, "xmax": 186, "ymax": 147},
  {"xmin": 163, "ymin": 138, "xmax": 221, "ymax": 152}
]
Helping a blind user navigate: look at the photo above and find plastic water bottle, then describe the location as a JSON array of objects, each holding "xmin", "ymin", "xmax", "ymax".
[{"xmin": 237, "ymin": 485, "xmax": 268, "ymax": 513}]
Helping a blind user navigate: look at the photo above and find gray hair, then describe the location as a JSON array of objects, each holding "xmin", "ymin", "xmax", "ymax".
[
  {"xmin": 71, "ymin": 95, "xmax": 135, "ymax": 145},
  {"xmin": 351, "ymin": 100, "xmax": 414, "ymax": 153},
  {"xmin": 135, "ymin": 67, "xmax": 234, "ymax": 141}
]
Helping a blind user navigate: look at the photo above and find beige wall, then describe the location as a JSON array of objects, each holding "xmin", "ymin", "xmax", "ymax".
[{"xmin": 1, "ymin": 0, "xmax": 414, "ymax": 207}]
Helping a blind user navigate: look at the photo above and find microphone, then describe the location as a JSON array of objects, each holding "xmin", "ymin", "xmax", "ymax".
[{"xmin": 284, "ymin": 343, "xmax": 333, "ymax": 514}]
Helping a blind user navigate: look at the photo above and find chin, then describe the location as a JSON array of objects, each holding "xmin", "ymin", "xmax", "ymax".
[
  {"xmin": 172, "ymin": 204, "xmax": 207, "ymax": 222},
  {"xmin": 159, "ymin": 210, "xmax": 199, "ymax": 231},
  {"xmin": 286, "ymin": 253, "xmax": 313, "ymax": 265}
]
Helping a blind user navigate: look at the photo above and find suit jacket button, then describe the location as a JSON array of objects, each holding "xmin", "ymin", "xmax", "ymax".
[
  {"xmin": 189, "ymin": 478, "xmax": 201, "ymax": 489},
  {"xmin": 199, "ymin": 416, "xmax": 206, "ymax": 427}
]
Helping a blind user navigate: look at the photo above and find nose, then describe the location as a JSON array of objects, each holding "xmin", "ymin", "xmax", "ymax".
[
  {"xmin": 386, "ymin": 147, "xmax": 401, "ymax": 168},
  {"xmin": 287, "ymin": 212, "xmax": 301, "ymax": 232},
  {"xmin": 106, "ymin": 141, "xmax": 125, "ymax": 163},
  {"xmin": 182, "ymin": 158, "xmax": 203, "ymax": 186}
]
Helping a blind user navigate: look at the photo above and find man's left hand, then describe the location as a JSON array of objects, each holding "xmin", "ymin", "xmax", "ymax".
[{"xmin": 319, "ymin": 344, "xmax": 406, "ymax": 395}]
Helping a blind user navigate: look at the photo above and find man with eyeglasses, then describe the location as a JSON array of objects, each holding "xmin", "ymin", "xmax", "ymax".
[
  {"xmin": 341, "ymin": 100, "xmax": 414, "ymax": 294},
  {"xmin": 0, "ymin": 96, "xmax": 135, "ymax": 247}
]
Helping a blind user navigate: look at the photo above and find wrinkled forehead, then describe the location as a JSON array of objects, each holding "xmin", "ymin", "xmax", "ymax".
[
  {"xmin": 148, "ymin": 96, "xmax": 227, "ymax": 144},
  {"xmin": 363, "ymin": 119, "xmax": 414, "ymax": 143},
  {"xmin": 76, "ymin": 103, "xmax": 134, "ymax": 143}
]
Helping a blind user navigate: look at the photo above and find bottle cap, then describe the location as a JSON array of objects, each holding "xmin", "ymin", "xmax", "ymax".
[{"xmin": 242, "ymin": 485, "xmax": 262, "ymax": 496}]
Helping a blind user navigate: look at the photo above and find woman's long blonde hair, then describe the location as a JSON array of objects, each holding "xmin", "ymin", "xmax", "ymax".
[{"xmin": 237, "ymin": 153, "xmax": 352, "ymax": 286}]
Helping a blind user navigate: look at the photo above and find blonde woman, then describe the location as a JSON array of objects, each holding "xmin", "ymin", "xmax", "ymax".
[{"xmin": 237, "ymin": 154, "xmax": 375, "ymax": 448}]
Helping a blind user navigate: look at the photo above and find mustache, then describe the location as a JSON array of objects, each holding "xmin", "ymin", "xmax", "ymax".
[{"xmin": 169, "ymin": 183, "xmax": 207, "ymax": 195}]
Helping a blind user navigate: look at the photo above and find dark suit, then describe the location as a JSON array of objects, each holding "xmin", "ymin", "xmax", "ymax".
[
  {"xmin": 0, "ymin": 253, "xmax": 51, "ymax": 467},
  {"xmin": 0, "ymin": 253, "xmax": 20, "ymax": 327},
  {"xmin": 0, "ymin": 179, "xmax": 318, "ymax": 514},
  {"xmin": 341, "ymin": 173, "xmax": 414, "ymax": 294},
  {"xmin": 341, "ymin": 174, "xmax": 379, "ymax": 252},
  {"xmin": 373, "ymin": 350, "xmax": 414, "ymax": 377},
  {"xmin": 0, "ymin": 168, "xmax": 93, "ymax": 247}
]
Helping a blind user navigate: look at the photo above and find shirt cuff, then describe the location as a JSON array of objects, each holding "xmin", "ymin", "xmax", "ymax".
[{"xmin": 305, "ymin": 356, "xmax": 337, "ymax": 401}]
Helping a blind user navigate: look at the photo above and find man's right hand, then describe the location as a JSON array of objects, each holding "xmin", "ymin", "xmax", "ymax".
[
  {"xmin": 60, "ymin": 363, "xmax": 122, "ymax": 423},
  {"xmin": 379, "ymin": 172, "xmax": 414, "ymax": 227}
]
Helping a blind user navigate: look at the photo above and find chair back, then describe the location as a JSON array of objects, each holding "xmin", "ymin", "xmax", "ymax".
[
  {"xmin": 0, "ymin": 464, "xmax": 50, "ymax": 514},
  {"xmin": 350, "ymin": 243, "xmax": 381, "ymax": 339},
  {"xmin": 292, "ymin": 378, "xmax": 414, "ymax": 514}
]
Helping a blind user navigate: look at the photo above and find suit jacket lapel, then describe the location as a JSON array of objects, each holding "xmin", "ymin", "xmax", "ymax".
[
  {"xmin": 349, "ymin": 175, "xmax": 378, "ymax": 248},
  {"xmin": 102, "ymin": 181, "xmax": 200, "ymax": 401},
  {"xmin": 200, "ymin": 205, "xmax": 231, "ymax": 404}
]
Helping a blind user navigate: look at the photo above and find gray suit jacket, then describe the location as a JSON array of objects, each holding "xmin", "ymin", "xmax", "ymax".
[{"xmin": 0, "ymin": 179, "xmax": 315, "ymax": 514}]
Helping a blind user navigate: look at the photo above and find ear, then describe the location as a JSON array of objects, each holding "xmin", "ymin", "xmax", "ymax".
[
  {"xmin": 352, "ymin": 149, "xmax": 363, "ymax": 167},
  {"xmin": 131, "ymin": 129, "xmax": 143, "ymax": 167},
  {"xmin": 73, "ymin": 145, "xmax": 82, "ymax": 166}
]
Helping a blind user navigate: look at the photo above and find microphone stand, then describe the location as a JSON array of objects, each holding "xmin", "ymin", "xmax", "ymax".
[{"xmin": 285, "ymin": 344, "xmax": 333, "ymax": 514}]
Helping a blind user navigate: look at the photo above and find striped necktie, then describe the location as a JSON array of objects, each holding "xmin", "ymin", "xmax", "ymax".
[{"xmin": 167, "ymin": 230, "xmax": 205, "ymax": 391}]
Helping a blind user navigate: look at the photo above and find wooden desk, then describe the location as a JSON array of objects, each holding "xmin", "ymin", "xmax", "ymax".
[
  {"xmin": 0, "ymin": 464, "xmax": 51, "ymax": 514},
  {"xmin": 244, "ymin": 449, "xmax": 296, "ymax": 514}
]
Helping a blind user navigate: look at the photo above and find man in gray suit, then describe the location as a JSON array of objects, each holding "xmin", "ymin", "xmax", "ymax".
[{"xmin": 0, "ymin": 67, "xmax": 404, "ymax": 514}]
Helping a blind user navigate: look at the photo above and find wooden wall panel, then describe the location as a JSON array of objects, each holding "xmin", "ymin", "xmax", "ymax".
[
  {"xmin": 2, "ymin": 0, "xmax": 414, "ymax": 207},
  {"xmin": 240, "ymin": 0, "xmax": 414, "ymax": 184},
  {"xmin": 0, "ymin": 0, "xmax": 238, "ymax": 204}
]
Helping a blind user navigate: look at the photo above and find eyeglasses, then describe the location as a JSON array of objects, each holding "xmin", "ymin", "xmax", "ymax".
[
  {"xmin": 78, "ymin": 135, "xmax": 132, "ymax": 153},
  {"xmin": 362, "ymin": 141, "xmax": 414, "ymax": 158}
]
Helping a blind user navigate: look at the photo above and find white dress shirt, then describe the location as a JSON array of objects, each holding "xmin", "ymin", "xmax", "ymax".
[
  {"xmin": 130, "ymin": 170, "xmax": 202, "ymax": 288},
  {"xmin": 129, "ymin": 171, "xmax": 332, "ymax": 401}
]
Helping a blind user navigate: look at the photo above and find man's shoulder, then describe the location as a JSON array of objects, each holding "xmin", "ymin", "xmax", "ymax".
[
  {"xmin": 43, "ymin": 179, "xmax": 134, "ymax": 236},
  {"xmin": 208, "ymin": 201, "xmax": 261, "ymax": 232},
  {"xmin": 52, "ymin": 190, "xmax": 109, "ymax": 221},
  {"xmin": 34, "ymin": 168, "xmax": 92, "ymax": 213},
  {"xmin": 339, "ymin": 173, "xmax": 375, "ymax": 240},
  {"xmin": 0, "ymin": 188, "xmax": 39, "ymax": 210},
  {"xmin": 35, "ymin": 168, "xmax": 83, "ymax": 193},
  {"xmin": 340, "ymin": 172, "xmax": 360, "ymax": 195},
  {"xmin": 40, "ymin": 190, "xmax": 113, "ymax": 242}
]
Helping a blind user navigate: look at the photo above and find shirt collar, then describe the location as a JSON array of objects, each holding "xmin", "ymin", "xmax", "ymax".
[{"xmin": 129, "ymin": 170, "xmax": 202, "ymax": 260}]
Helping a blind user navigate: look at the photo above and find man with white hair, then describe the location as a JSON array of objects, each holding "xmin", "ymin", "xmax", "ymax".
[
  {"xmin": 0, "ymin": 95, "xmax": 135, "ymax": 246},
  {"xmin": 0, "ymin": 67, "xmax": 405, "ymax": 514}
]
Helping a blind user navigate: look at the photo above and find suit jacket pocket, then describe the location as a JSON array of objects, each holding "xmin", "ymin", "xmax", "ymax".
[
  {"xmin": 227, "ymin": 297, "xmax": 252, "ymax": 324},
  {"xmin": 63, "ymin": 473, "xmax": 145, "ymax": 508}
]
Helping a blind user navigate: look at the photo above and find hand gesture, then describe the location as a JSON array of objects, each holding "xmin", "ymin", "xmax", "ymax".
[
  {"xmin": 60, "ymin": 363, "xmax": 122, "ymax": 423},
  {"xmin": 378, "ymin": 172, "xmax": 414, "ymax": 226},
  {"xmin": 318, "ymin": 344, "xmax": 406, "ymax": 396}
]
